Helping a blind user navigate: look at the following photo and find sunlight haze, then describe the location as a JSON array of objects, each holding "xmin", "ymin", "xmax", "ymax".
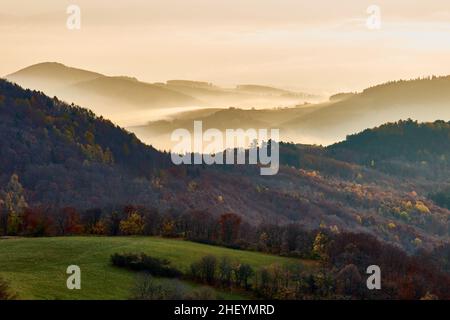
[{"xmin": 2, "ymin": 0, "xmax": 450, "ymax": 93}]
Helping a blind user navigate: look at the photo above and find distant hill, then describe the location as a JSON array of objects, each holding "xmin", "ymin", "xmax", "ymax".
[
  {"xmin": 5, "ymin": 63, "xmax": 318, "ymax": 129},
  {"xmin": 166, "ymin": 80, "xmax": 214, "ymax": 88},
  {"xmin": 6, "ymin": 62, "xmax": 103, "ymax": 95},
  {"xmin": 62, "ymin": 76, "xmax": 203, "ymax": 111},
  {"xmin": 6, "ymin": 63, "xmax": 203, "ymax": 124},
  {"xmin": 325, "ymin": 119, "xmax": 450, "ymax": 181},
  {"xmin": 236, "ymin": 84, "xmax": 315, "ymax": 98},
  {"xmin": 282, "ymin": 76, "xmax": 450, "ymax": 144},
  {"xmin": 133, "ymin": 76, "xmax": 450, "ymax": 149},
  {"xmin": 329, "ymin": 92, "xmax": 356, "ymax": 102},
  {"xmin": 129, "ymin": 105, "xmax": 321, "ymax": 149}
]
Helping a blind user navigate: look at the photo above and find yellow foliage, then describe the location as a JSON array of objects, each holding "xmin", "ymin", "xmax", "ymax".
[
  {"xmin": 330, "ymin": 225, "xmax": 340, "ymax": 233},
  {"xmin": 415, "ymin": 201, "xmax": 430, "ymax": 214},
  {"xmin": 119, "ymin": 212, "xmax": 145, "ymax": 235},
  {"xmin": 92, "ymin": 220, "xmax": 107, "ymax": 235},
  {"xmin": 403, "ymin": 201, "xmax": 413, "ymax": 210},
  {"xmin": 187, "ymin": 181, "xmax": 198, "ymax": 192},
  {"xmin": 162, "ymin": 219, "xmax": 175, "ymax": 237}
]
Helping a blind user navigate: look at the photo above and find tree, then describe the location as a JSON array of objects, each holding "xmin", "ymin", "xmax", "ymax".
[
  {"xmin": 81, "ymin": 208, "xmax": 103, "ymax": 234},
  {"xmin": 161, "ymin": 218, "xmax": 176, "ymax": 237},
  {"xmin": 236, "ymin": 263, "xmax": 254, "ymax": 290},
  {"xmin": 194, "ymin": 255, "xmax": 217, "ymax": 284},
  {"xmin": 312, "ymin": 232, "xmax": 329, "ymax": 262},
  {"xmin": 22, "ymin": 206, "xmax": 53, "ymax": 236},
  {"xmin": 55, "ymin": 207, "xmax": 83, "ymax": 235},
  {"xmin": 218, "ymin": 213, "xmax": 241, "ymax": 245},
  {"xmin": 119, "ymin": 212, "xmax": 145, "ymax": 235},
  {"xmin": 182, "ymin": 210, "xmax": 217, "ymax": 242},
  {"xmin": 0, "ymin": 174, "xmax": 28, "ymax": 235},
  {"xmin": 235, "ymin": 263, "xmax": 254, "ymax": 290},
  {"xmin": 335, "ymin": 264, "xmax": 363, "ymax": 297},
  {"xmin": 218, "ymin": 256, "xmax": 233, "ymax": 287}
]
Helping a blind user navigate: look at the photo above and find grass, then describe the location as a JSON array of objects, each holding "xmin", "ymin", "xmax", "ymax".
[{"xmin": 0, "ymin": 236, "xmax": 316, "ymax": 300}]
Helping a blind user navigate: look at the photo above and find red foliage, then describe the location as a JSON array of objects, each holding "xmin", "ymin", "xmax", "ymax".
[{"xmin": 218, "ymin": 212, "xmax": 242, "ymax": 245}]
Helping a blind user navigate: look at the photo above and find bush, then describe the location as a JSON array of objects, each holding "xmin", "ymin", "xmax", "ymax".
[
  {"xmin": 218, "ymin": 256, "xmax": 233, "ymax": 287},
  {"xmin": 234, "ymin": 263, "xmax": 254, "ymax": 290},
  {"xmin": 185, "ymin": 286, "xmax": 217, "ymax": 300},
  {"xmin": 111, "ymin": 253, "xmax": 182, "ymax": 278},
  {"xmin": 0, "ymin": 277, "xmax": 16, "ymax": 300},
  {"xmin": 131, "ymin": 274, "xmax": 218, "ymax": 300},
  {"xmin": 131, "ymin": 274, "xmax": 187, "ymax": 300},
  {"xmin": 190, "ymin": 255, "xmax": 217, "ymax": 284}
]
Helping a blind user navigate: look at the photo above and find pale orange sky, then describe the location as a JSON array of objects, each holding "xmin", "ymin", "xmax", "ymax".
[{"xmin": 1, "ymin": 0, "xmax": 450, "ymax": 93}]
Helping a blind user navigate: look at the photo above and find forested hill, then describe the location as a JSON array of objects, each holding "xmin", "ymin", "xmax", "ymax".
[
  {"xmin": 0, "ymin": 79, "xmax": 169, "ymax": 207},
  {"xmin": 1, "ymin": 79, "xmax": 450, "ymax": 252},
  {"xmin": 328, "ymin": 119, "xmax": 450, "ymax": 167}
]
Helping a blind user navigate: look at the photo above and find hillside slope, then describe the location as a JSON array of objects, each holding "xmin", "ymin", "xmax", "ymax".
[
  {"xmin": 0, "ymin": 236, "xmax": 304, "ymax": 299},
  {"xmin": 0, "ymin": 79, "xmax": 169, "ymax": 208}
]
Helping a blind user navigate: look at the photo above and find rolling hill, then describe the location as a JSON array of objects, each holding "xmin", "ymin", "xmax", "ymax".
[
  {"xmin": 282, "ymin": 76, "xmax": 450, "ymax": 144},
  {"xmin": 5, "ymin": 62, "xmax": 103, "ymax": 95},
  {"xmin": 132, "ymin": 76, "xmax": 450, "ymax": 149},
  {"xmin": 129, "ymin": 105, "xmax": 321, "ymax": 149},
  {"xmin": 5, "ymin": 63, "xmax": 317, "ymax": 128},
  {"xmin": 6, "ymin": 63, "xmax": 204, "ymax": 125}
]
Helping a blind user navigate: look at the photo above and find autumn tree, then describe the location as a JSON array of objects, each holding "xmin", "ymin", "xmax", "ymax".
[
  {"xmin": 0, "ymin": 174, "xmax": 28, "ymax": 235},
  {"xmin": 161, "ymin": 218, "xmax": 176, "ymax": 237},
  {"xmin": 312, "ymin": 232, "xmax": 329, "ymax": 263},
  {"xmin": 119, "ymin": 212, "xmax": 145, "ymax": 235},
  {"xmin": 81, "ymin": 208, "xmax": 104, "ymax": 234},
  {"xmin": 181, "ymin": 210, "xmax": 217, "ymax": 242},
  {"xmin": 218, "ymin": 213, "xmax": 241, "ymax": 245},
  {"xmin": 335, "ymin": 264, "xmax": 363, "ymax": 297},
  {"xmin": 60, "ymin": 207, "xmax": 83, "ymax": 235},
  {"xmin": 22, "ymin": 206, "xmax": 54, "ymax": 236}
]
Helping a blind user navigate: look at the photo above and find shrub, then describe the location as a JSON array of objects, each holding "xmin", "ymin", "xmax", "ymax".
[
  {"xmin": 197, "ymin": 255, "xmax": 217, "ymax": 284},
  {"xmin": 111, "ymin": 253, "xmax": 181, "ymax": 278},
  {"xmin": 0, "ymin": 277, "xmax": 16, "ymax": 300},
  {"xmin": 131, "ymin": 274, "xmax": 187, "ymax": 300},
  {"xmin": 218, "ymin": 256, "xmax": 233, "ymax": 287},
  {"xmin": 234, "ymin": 263, "xmax": 254, "ymax": 290},
  {"xmin": 185, "ymin": 286, "xmax": 217, "ymax": 300}
]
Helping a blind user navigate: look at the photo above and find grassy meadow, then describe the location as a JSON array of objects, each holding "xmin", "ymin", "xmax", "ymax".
[{"xmin": 0, "ymin": 236, "xmax": 315, "ymax": 300}]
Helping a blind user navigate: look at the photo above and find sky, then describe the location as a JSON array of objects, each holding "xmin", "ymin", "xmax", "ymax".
[{"xmin": 1, "ymin": 0, "xmax": 450, "ymax": 93}]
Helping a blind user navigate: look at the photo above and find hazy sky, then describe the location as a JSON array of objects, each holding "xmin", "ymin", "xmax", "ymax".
[{"xmin": 1, "ymin": 0, "xmax": 450, "ymax": 93}]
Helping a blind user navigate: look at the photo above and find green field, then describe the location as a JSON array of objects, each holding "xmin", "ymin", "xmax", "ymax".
[{"xmin": 0, "ymin": 236, "xmax": 315, "ymax": 300}]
